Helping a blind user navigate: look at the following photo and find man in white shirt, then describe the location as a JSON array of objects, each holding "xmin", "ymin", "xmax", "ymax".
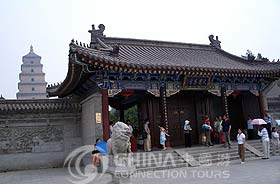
[
  {"xmin": 258, "ymin": 125, "xmax": 270, "ymax": 159},
  {"xmin": 237, "ymin": 128, "xmax": 246, "ymax": 164}
]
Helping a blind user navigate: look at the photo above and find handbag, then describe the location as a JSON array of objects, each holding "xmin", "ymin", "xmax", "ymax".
[
  {"xmin": 202, "ymin": 135, "xmax": 206, "ymax": 143},
  {"xmin": 221, "ymin": 134, "xmax": 225, "ymax": 143}
]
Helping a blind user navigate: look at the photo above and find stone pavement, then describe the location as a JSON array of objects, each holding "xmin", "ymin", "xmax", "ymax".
[{"xmin": 0, "ymin": 156, "xmax": 279, "ymax": 184}]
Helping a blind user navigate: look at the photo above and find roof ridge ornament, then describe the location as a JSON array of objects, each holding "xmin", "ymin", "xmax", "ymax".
[
  {"xmin": 88, "ymin": 24, "xmax": 119, "ymax": 55},
  {"xmin": 30, "ymin": 45, "xmax": 34, "ymax": 53},
  {"xmin": 0, "ymin": 94, "xmax": 5, "ymax": 100},
  {"xmin": 88, "ymin": 24, "xmax": 106, "ymax": 48},
  {"xmin": 209, "ymin": 35, "xmax": 221, "ymax": 49}
]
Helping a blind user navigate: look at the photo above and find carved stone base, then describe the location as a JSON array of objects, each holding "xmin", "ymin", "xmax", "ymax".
[{"xmin": 106, "ymin": 166, "xmax": 136, "ymax": 184}]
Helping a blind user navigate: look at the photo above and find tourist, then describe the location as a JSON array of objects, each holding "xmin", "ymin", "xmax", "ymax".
[
  {"xmin": 92, "ymin": 139, "xmax": 102, "ymax": 172},
  {"xmin": 271, "ymin": 127, "xmax": 279, "ymax": 156},
  {"xmin": 258, "ymin": 125, "xmax": 270, "ymax": 159},
  {"xmin": 247, "ymin": 115, "xmax": 254, "ymax": 140},
  {"xmin": 202, "ymin": 116, "xmax": 213, "ymax": 146},
  {"xmin": 222, "ymin": 114, "xmax": 231, "ymax": 149},
  {"xmin": 144, "ymin": 119, "xmax": 151, "ymax": 152},
  {"xmin": 159, "ymin": 126, "xmax": 170, "ymax": 151},
  {"xmin": 184, "ymin": 120, "xmax": 192, "ymax": 147},
  {"xmin": 95, "ymin": 138, "xmax": 101, "ymax": 144},
  {"xmin": 237, "ymin": 128, "xmax": 246, "ymax": 164},
  {"xmin": 127, "ymin": 120, "xmax": 137, "ymax": 152},
  {"xmin": 263, "ymin": 111, "xmax": 272, "ymax": 138},
  {"xmin": 126, "ymin": 120, "xmax": 134, "ymax": 134},
  {"xmin": 214, "ymin": 116, "xmax": 222, "ymax": 144}
]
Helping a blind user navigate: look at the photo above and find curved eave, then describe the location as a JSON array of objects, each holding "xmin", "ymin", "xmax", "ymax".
[{"xmin": 47, "ymin": 59, "xmax": 83, "ymax": 98}]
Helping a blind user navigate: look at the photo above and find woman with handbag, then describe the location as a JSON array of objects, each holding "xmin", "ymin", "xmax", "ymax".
[{"xmin": 144, "ymin": 119, "xmax": 151, "ymax": 152}]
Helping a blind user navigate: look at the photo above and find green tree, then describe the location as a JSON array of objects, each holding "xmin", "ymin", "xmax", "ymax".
[
  {"xmin": 124, "ymin": 105, "xmax": 138, "ymax": 128},
  {"xmin": 109, "ymin": 108, "xmax": 119, "ymax": 123}
]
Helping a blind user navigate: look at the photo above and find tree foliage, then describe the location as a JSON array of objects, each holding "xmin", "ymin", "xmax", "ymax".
[
  {"xmin": 109, "ymin": 105, "xmax": 138, "ymax": 127},
  {"xmin": 124, "ymin": 105, "xmax": 138, "ymax": 128},
  {"xmin": 242, "ymin": 50, "xmax": 269, "ymax": 62}
]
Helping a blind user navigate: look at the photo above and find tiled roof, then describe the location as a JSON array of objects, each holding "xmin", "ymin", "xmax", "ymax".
[
  {"xmin": 0, "ymin": 99, "xmax": 80, "ymax": 113},
  {"xmin": 70, "ymin": 37, "xmax": 280, "ymax": 74},
  {"xmin": 47, "ymin": 35, "xmax": 280, "ymax": 98}
]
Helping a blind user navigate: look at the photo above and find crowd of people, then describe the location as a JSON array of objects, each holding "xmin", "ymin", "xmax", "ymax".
[
  {"xmin": 201, "ymin": 114, "xmax": 232, "ymax": 149},
  {"xmin": 128, "ymin": 110, "xmax": 280, "ymax": 160},
  {"xmin": 92, "ymin": 111, "xmax": 279, "ymax": 170},
  {"xmin": 199, "ymin": 111, "xmax": 280, "ymax": 163}
]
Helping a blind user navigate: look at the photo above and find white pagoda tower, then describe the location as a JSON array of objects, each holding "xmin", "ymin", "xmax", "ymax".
[{"xmin": 17, "ymin": 46, "xmax": 48, "ymax": 99}]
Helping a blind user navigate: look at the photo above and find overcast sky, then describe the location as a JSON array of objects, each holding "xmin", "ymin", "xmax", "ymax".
[{"xmin": 0, "ymin": 0, "xmax": 279, "ymax": 99}]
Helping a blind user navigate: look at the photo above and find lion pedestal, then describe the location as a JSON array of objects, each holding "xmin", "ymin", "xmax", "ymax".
[
  {"xmin": 107, "ymin": 164, "xmax": 135, "ymax": 184},
  {"xmin": 106, "ymin": 122, "xmax": 135, "ymax": 184}
]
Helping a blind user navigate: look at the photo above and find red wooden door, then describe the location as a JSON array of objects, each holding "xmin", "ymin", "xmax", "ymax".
[{"xmin": 167, "ymin": 92, "xmax": 197, "ymax": 147}]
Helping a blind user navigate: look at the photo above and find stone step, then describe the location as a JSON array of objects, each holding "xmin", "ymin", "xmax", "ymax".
[
  {"xmin": 135, "ymin": 162, "xmax": 188, "ymax": 173},
  {"xmin": 193, "ymin": 148, "xmax": 254, "ymax": 155},
  {"xmin": 183, "ymin": 146, "xmax": 240, "ymax": 154},
  {"xmin": 135, "ymin": 153, "xmax": 257, "ymax": 172},
  {"xmin": 192, "ymin": 151, "xmax": 255, "ymax": 159},
  {"xmin": 133, "ymin": 152, "xmax": 180, "ymax": 160},
  {"xmin": 267, "ymin": 97, "xmax": 280, "ymax": 102},
  {"xmin": 175, "ymin": 144, "xmax": 239, "ymax": 153},
  {"xmin": 133, "ymin": 149, "xmax": 176, "ymax": 158},
  {"xmin": 133, "ymin": 143, "xmax": 261, "ymax": 172},
  {"xmin": 267, "ymin": 102, "xmax": 280, "ymax": 110},
  {"xmin": 133, "ymin": 155, "xmax": 184, "ymax": 163},
  {"xmin": 134, "ymin": 152, "xmax": 254, "ymax": 164},
  {"xmin": 207, "ymin": 154, "xmax": 256, "ymax": 165},
  {"xmin": 134, "ymin": 159, "xmax": 186, "ymax": 169}
]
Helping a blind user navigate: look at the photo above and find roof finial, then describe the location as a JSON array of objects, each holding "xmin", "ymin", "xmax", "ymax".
[
  {"xmin": 30, "ymin": 45, "xmax": 34, "ymax": 52},
  {"xmin": 0, "ymin": 94, "xmax": 5, "ymax": 100},
  {"xmin": 88, "ymin": 24, "xmax": 106, "ymax": 48},
  {"xmin": 209, "ymin": 35, "xmax": 221, "ymax": 49}
]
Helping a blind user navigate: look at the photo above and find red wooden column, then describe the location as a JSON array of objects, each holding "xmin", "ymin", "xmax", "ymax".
[
  {"xmin": 221, "ymin": 87, "xmax": 229, "ymax": 116},
  {"xmin": 102, "ymin": 89, "xmax": 110, "ymax": 141},
  {"xmin": 160, "ymin": 84, "xmax": 170, "ymax": 147},
  {"xmin": 259, "ymin": 91, "xmax": 266, "ymax": 117}
]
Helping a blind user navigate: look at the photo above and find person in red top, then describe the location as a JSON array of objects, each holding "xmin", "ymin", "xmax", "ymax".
[
  {"xmin": 92, "ymin": 139, "xmax": 101, "ymax": 172},
  {"xmin": 204, "ymin": 116, "xmax": 213, "ymax": 146}
]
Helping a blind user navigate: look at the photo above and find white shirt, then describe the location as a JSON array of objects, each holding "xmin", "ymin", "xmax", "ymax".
[
  {"xmin": 258, "ymin": 128, "xmax": 269, "ymax": 141},
  {"xmin": 144, "ymin": 123, "xmax": 150, "ymax": 134},
  {"xmin": 237, "ymin": 133, "xmax": 246, "ymax": 144},
  {"xmin": 272, "ymin": 132, "xmax": 279, "ymax": 141}
]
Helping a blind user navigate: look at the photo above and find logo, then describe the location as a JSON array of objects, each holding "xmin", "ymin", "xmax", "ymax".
[{"xmin": 64, "ymin": 145, "xmax": 107, "ymax": 184}]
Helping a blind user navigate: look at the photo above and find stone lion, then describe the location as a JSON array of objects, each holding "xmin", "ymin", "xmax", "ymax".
[{"xmin": 107, "ymin": 121, "xmax": 132, "ymax": 156}]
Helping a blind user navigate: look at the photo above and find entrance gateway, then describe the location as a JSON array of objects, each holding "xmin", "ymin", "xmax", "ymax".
[{"xmin": 47, "ymin": 24, "xmax": 280, "ymax": 148}]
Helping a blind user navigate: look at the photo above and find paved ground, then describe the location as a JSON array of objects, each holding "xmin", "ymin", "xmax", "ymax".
[{"xmin": 0, "ymin": 156, "xmax": 279, "ymax": 184}]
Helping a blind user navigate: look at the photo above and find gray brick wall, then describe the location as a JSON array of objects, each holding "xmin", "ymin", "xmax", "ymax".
[{"xmin": 0, "ymin": 99, "xmax": 82, "ymax": 172}]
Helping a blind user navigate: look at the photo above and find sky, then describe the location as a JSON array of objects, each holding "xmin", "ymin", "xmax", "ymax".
[{"xmin": 0, "ymin": 0, "xmax": 279, "ymax": 99}]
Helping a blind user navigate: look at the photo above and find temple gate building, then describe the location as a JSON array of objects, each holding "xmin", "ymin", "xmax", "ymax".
[
  {"xmin": 0, "ymin": 24, "xmax": 280, "ymax": 171},
  {"xmin": 17, "ymin": 46, "xmax": 48, "ymax": 99},
  {"xmin": 47, "ymin": 24, "xmax": 280, "ymax": 148}
]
